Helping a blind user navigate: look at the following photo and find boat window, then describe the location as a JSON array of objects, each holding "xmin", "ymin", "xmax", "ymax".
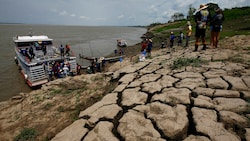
[
  {"xmin": 42, "ymin": 41, "xmax": 52, "ymax": 45},
  {"xmin": 16, "ymin": 42, "xmax": 32, "ymax": 47}
]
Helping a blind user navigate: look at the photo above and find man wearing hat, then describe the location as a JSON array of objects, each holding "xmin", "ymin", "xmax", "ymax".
[{"xmin": 194, "ymin": 4, "xmax": 211, "ymax": 51}]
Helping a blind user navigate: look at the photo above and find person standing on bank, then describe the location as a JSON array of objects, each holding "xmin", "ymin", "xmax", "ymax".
[
  {"xmin": 210, "ymin": 8, "xmax": 224, "ymax": 48},
  {"xmin": 185, "ymin": 21, "xmax": 192, "ymax": 47},
  {"xmin": 147, "ymin": 38, "xmax": 153, "ymax": 57},
  {"xmin": 170, "ymin": 31, "xmax": 175, "ymax": 48},
  {"xmin": 194, "ymin": 4, "xmax": 211, "ymax": 51}
]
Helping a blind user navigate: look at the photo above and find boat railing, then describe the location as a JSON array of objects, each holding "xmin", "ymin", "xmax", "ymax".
[{"xmin": 29, "ymin": 65, "xmax": 47, "ymax": 82}]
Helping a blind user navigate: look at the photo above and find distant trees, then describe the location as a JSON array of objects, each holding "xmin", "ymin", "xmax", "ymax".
[
  {"xmin": 187, "ymin": 5, "xmax": 196, "ymax": 20},
  {"xmin": 169, "ymin": 3, "xmax": 219, "ymax": 23},
  {"xmin": 171, "ymin": 12, "xmax": 185, "ymax": 21},
  {"xmin": 170, "ymin": 4, "xmax": 196, "ymax": 22}
]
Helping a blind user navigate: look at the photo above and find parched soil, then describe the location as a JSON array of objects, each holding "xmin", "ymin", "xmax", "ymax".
[{"xmin": 0, "ymin": 35, "xmax": 249, "ymax": 141}]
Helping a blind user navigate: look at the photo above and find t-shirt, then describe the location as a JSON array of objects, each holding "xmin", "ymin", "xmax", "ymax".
[{"xmin": 195, "ymin": 9, "xmax": 210, "ymax": 29}]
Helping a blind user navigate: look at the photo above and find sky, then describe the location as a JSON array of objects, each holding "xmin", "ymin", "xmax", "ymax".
[{"xmin": 0, "ymin": 0, "xmax": 249, "ymax": 26}]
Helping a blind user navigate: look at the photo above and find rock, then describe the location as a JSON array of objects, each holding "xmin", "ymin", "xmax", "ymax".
[
  {"xmin": 183, "ymin": 135, "xmax": 211, "ymax": 141},
  {"xmin": 139, "ymin": 63, "xmax": 162, "ymax": 75},
  {"xmin": 219, "ymin": 110, "xmax": 250, "ymax": 128},
  {"xmin": 87, "ymin": 104, "xmax": 122, "ymax": 126},
  {"xmin": 242, "ymin": 91, "xmax": 250, "ymax": 99},
  {"xmin": 158, "ymin": 75, "xmax": 179, "ymax": 88},
  {"xmin": 207, "ymin": 77, "xmax": 229, "ymax": 89},
  {"xmin": 137, "ymin": 102, "xmax": 189, "ymax": 140},
  {"xmin": 176, "ymin": 78, "xmax": 206, "ymax": 90},
  {"xmin": 223, "ymin": 62, "xmax": 246, "ymax": 73},
  {"xmin": 193, "ymin": 95, "xmax": 214, "ymax": 109},
  {"xmin": 213, "ymin": 98, "xmax": 249, "ymax": 113},
  {"xmin": 118, "ymin": 61, "xmax": 149, "ymax": 74},
  {"xmin": 192, "ymin": 87, "xmax": 215, "ymax": 97},
  {"xmin": 151, "ymin": 87, "xmax": 191, "ymax": 105},
  {"xmin": 127, "ymin": 80, "xmax": 142, "ymax": 88},
  {"xmin": 113, "ymin": 83, "xmax": 128, "ymax": 93},
  {"xmin": 79, "ymin": 93, "xmax": 118, "ymax": 118},
  {"xmin": 203, "ymin": 69, "xmax": 228, "ymax": 78},
  {"xmin": 142, "ymin": 81, "xmax": 162, "ymax": 94},
  {"xmin": 174, "ymin": 72, "xmax": 204, "ymax": 79},
  {"xmin": 139, "ymin": 73, "xmax": 162, "ymax": 83},
  {"xmin": 118, "ymin": 73, "xmax": 136, "ymax": 84},
  {"xmin": 212, "ymin": 51, "xmax": 230, "ymax": 61},
  {"xmin": 121, "ymin": 88, "xmax": 148, "ymax": 106},
  {"xmin": 118, "ymin": 110, "xmax": 164, "ymax": 141},
  {"xmin": 192, "ymin": 107, "xmax": 241, "ymax": 141},
  {"xmin": 155, "ymin": 68, "xmax": 172, "ymax": 75},
  {"xmin": 223, "ymin": 76, "xmax": 248, "ymax": 91},
  {"xmin": 245, "ymin": 128, "xmax": 250, "ymax": 141},
  {"xmin": 214, "ymin": 90, "xmax": 240, "ymax": 98},
  {"xmin": 51, "ymin": 119, "xmax": 88, "ymax": 141},
  {"xmin": 203, "ymin": 62, "xmax": 225, "ymax": 69},
  {"xmin": 83, "ymin": 121, "xmax": 119, "ymax": 141},
  {"xmin": 242, "ymin": 76, "xmax": 250, "ymax": 88},
  {"xmin": 118, "ymin": 64, "xmax": 138, "ymax": 74}
]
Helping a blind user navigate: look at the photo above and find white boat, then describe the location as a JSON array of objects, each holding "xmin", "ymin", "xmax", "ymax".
[
  {"xmin": 117, "ymin": 39, "xmax": 127, "ymax": 47},
  {"xmin": 13, "ymin": 35, "xmax": 77, "ymax": 87}
]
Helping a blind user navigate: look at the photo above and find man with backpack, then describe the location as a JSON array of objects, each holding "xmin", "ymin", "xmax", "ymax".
[{"xmin": 194, "ymin": 4, "xmax": 211, "ymax": 51}]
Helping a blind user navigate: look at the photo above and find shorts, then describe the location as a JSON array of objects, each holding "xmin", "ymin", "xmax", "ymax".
[
  {"xmin": 212, "ymin": 25, "xmax": 222, "ymax": 32},
  {"xmin": 195, "ymin": 27, "xmax": 206, "ymax": 38},
  {"xmin": 147, "ymin": 48, "xmax": 151, "ymax": 53}
]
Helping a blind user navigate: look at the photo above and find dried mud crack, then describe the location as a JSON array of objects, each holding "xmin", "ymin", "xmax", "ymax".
[{"xmin": 0, "ymin": 35, "xmax": 250, "ymax": 141}]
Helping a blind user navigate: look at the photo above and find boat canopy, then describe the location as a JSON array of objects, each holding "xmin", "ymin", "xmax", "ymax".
[{"xmin": 14, "ymin": 35, "xmax": 53, "ymax": 43}]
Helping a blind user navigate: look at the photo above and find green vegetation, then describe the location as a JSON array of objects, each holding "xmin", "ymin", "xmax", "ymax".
[
  {"xmin": 57, "ymin": 106, "xmax": 65, "ymax": 112},
  {"xmin": 150, "ymin": 6, "xmax": 250, "ymax": 41},
  {"xmin": 171, "ymin": 57, "xmax": 207, "ymax": 69},
  {"xmin": 50, "ymin": 88, "xmax": 62, "ymax": 95},
  {"xmin": 14, "ymin": 128, "xmax": 38, "ymax": 141},
  {"xmin": 152, "ymin": 21, "xmax": 186, "ymax": 33},
  {"xmin": 220, "ymin": 6, "xmax": 250, "ymax": 38}
]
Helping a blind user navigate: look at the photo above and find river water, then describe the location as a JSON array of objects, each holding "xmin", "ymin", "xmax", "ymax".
[{"xmin": 0, "ymin": 24, "xmax": 146, "ymax": 101}]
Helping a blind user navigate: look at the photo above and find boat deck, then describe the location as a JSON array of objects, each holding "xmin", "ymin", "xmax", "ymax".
[{"xmin": 17, "ymin": 45, "xmax": 74, "ymax": 65}]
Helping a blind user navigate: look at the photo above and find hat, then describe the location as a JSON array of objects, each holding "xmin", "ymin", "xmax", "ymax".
[
  {"xmin": 170, "ymin": 31, "xmax": 174, "ymax": 34},
  {"xmin": 148, "ymin": 39, "xmax": 152, "ymax": 42},
  {"xmin": 99, "ymin": 57, "xmax": 105, "ymax": 61},
  {"xmin": 215, "ymin": 8, "xmax": 222, "ymax": 13},
  {"xmin": 199, "ymin": 4, "xmax": 208, "ymax": 10},
  {"xmin": 187, "ymin": 21, "xmax": 191, "ymax": 26}
]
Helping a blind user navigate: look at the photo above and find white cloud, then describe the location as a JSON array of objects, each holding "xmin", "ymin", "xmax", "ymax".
[
  {"xmin": 0, "ymin": 0, "xmax": 249, "ymax": 26},
  {"xmin": 117, "ymin": 15, "xmax": 124, "ymax": 19},
  {"xmin": 79, "ymin": 16, "xmax": 90, "ymax": 20},
  {"xmin": 59, "ymin": 10, "xmax": 68, "ymax": 16}
]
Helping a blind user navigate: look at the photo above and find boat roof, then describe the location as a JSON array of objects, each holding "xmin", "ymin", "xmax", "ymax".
[{"xmin": 14, "ymin": 35, "xmax": 53, "ymax": 42}]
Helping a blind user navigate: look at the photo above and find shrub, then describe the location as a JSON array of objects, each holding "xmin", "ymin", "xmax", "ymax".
[
  {"xmin": 171, "ymin": 57, "xmax": 207, "ymax": 69},
  {"xmin": 14, "ymin": 127, "xmax": 38, "ymax": 141}
]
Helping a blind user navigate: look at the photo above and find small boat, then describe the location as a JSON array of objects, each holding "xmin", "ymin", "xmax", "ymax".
[
  {"xmin": 13, "ymin": 35, "xmax": 77, "ymax": 87},
  {"xmin": 117, "ymin": 39, "xmax": 127, "ymax": 47},
  {"xmin": 79, "ymin": 54, "xmax": 125, "ymax": 63}
]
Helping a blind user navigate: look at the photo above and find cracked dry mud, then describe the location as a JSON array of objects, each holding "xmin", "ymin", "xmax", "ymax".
[{"xmin": 52, "ymin": 36, "xmax": 250, "ymax": 141}]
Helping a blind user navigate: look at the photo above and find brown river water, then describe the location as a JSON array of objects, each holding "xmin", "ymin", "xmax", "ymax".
[{"xmin": 0, "ymin": 24, "xmax": 146, "ymax": 101}]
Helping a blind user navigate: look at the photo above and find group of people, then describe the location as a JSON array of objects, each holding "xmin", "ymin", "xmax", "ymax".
[
  {"xmin": 141, "ymin": 38, "xmax": 153, "ymax": 58},
  {"xmin": 88, "ymin": 57, "xmax": 106, "ymax": 74},
  {"xmin": 20, "ymin": 45, "xmax": 40, "ymax": 63},
  {"xmin": 59, "ymin": 44, "xmax": 71, "ymax": 57},
  {"xmin": 49, "ymin": 61, "xmax": 72, "ymax": 79},
  {"xmin": 194, "ymin": 4, "xmax": 224, "ymax": 51},
  {"xmin": 166, "ymin": 3, "xmax": 224, "ymax": 52}
]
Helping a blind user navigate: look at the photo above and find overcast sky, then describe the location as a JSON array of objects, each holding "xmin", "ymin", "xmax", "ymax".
[{"xmin": 0, "ymin": 0, "xmax": 249, "ymax": 26}]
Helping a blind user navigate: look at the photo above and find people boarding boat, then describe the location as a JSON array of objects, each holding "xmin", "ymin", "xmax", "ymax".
[{"xmin": 13, "ymin": 35, "xmax": 77, "ymax": 87}]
